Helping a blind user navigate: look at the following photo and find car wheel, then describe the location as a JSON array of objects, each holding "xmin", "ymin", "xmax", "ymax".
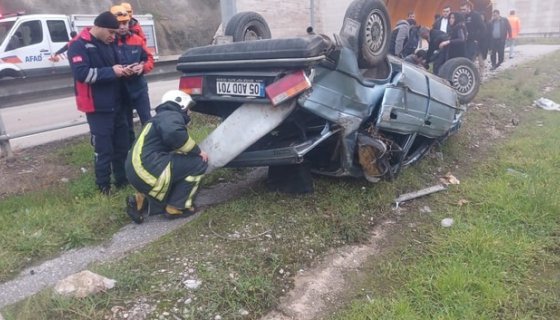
[
  {"xmin": 438, "ymin": 57, "xmax": 480, "ymax": 104},
  {"xmin": 342, "ymin": 0, "xmax": 391, "ymax": 68},
  {"xmin": 224, "ymin": 11, "xmax": 272, "ymax": 42}
]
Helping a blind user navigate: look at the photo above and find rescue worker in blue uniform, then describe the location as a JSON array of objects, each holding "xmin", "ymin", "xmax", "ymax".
[
  {"xmin": 125, "ymin": 90, "xmax": 209, "ymax": 223},
  {"xmin": 67, "ymin": 11, "xmax": 133, "ymax": 194},
  {"xmin": 111, "ymin": 5, "xmax": 154, "ymax": 145}
]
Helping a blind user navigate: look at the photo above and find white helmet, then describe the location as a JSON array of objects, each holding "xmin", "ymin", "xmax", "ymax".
[{"xmin": 161, "ymin": 90, "xmax": 194, "ymax": 111}]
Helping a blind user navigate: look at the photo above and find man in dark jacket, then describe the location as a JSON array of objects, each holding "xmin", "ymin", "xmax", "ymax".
[
  {"xmin": 460, "ymin": 1, "xmax": 487, "ymax": 61},
  {"xmin": 421, "ymin": 27, "xmax": 450, "ymax": 74},
  {"xmin": 67, "ymin": 11, "xmax": 132, "ymax": 194},
  {"xmin": 111, "ymin": 5, "xmax": 154, "ymax": 145},
  {"xmin": 125, "ymin": 90, "xmax": 209, "ymax": 223},
  {"xmin": 488, "ymin": 9, "xmax": 512, "ymax": 70}
]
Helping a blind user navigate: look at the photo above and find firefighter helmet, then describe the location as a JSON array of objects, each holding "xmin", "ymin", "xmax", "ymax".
[{"xmin": 161, "ymin": 90, "xmax": 195, "ymax": 111}]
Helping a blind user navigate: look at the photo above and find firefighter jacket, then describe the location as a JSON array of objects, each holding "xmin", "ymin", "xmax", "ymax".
[
  {"xmin": 116, "ymin": 32, "xmax": 154, "ymax": 99},
  {"xmin": 126, "ymin": 101, "xmax": 201, "ymax": 201},
  {"xmin": 68, "ymin": 28, "xmax": 121, "ymax": 113}
]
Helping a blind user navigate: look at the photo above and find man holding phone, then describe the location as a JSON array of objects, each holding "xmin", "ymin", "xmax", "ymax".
[{"xmin": 111, "ymin": 5, "xmax": 154, "ymax": 145}]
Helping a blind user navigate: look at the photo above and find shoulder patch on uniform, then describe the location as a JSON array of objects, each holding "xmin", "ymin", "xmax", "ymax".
[{"xmin": 72, "ymin": 56, "xmax": 83, "ymax": 63}]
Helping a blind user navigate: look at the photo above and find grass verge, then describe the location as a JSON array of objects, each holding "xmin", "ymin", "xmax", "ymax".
[
  {"xmin": 330, "ymin": 51, "xmax": 560, "ymax": 319},
  {"xmin": 0, "ymin": 113, "xmax": 234, "ymax": 282}
]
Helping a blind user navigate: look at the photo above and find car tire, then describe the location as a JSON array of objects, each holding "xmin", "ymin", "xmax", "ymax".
[
  {"xmin": 342, "ymin": 0, "xmax": 391, "ymax": 68},
  {"xmin": 438, "ymin": 57, "xmax": 480, "ymax": 104},
  {"xmin": 224, "ymin": 11, "xmax": 272, "ymax": 42}
]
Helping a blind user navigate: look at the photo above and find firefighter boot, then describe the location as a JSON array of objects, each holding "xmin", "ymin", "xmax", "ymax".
[
  {"xmin": 164, "ymin": 205, "xmax": 196, "ymax": 220},
  {"xmin": 126, "ymin": 192, "xmax": 148, "ymax": 224}
]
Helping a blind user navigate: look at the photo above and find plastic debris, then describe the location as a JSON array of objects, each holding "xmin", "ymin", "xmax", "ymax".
[
  {"xmin": 534, "ymin": 98, "xmax": 560, "ymax": 111},
  {"xmin": 441, "ymin": 218, "xmax": 454, "ymax": 228},
  {"xmin": 394, "ymin": 185, "xmax": 447, "ymax": 208},
  {"xmin": 440, "ymin": 172, "xmax": 460, "ymax": 185}
]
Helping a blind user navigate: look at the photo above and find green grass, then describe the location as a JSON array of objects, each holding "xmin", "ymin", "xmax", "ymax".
[
  {"xmin": 3, "ymin": 52, "xmax": 560, "ymax": 319},
  {"xmin": 0, "ymin": 113, "xmax": 232, "ymax": 282}
]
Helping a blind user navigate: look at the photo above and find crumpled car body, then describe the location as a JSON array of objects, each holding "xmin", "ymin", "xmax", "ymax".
[{"xmin": 176, "ymin": 0, "xmax": 476, "ymax": 184}]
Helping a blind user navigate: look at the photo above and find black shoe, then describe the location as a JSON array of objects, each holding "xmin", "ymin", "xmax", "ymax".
[
  {"xmin": 126, "ymin": 195, "xmax": 145, "ymax": 224},
  {"xmin": 98, "ymin": 185, "xmax": 111, "ymax": 195},
  {"xmin": 114, "ymin": 180, "xmax": 129, "ymax": 189},
  {"xmin": 164, "ymin": 207, "xmax": 196, "ymax": 220}
]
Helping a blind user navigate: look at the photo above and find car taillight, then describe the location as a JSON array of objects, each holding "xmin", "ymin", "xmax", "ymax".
[
  {"xmin": 179, "ymin": 76, "xmax": 203, "ymax": 95},
  {"xmin": 265, "ymin": 70, "xmax": 311, "ymax": 106}
]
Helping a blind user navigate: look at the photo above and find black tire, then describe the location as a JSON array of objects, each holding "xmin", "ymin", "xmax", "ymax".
[
  {"xmin": 224, "ymin": 11, "xmax": 272, "ymax": 42},
  {"xmin": 438, "ymin": 57, "xmax": 480, "ymax": 104},
  {"xmin": 0, "ymin": 68, "xmax": 24, "ymax": 79},
  {"xmin": 342, "ymin": 0, "xmax": 391, "ymax": 68}
]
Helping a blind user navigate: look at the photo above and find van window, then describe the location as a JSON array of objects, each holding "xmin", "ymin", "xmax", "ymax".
[
  {"xmin": 47, "ymin": 20, "xmax": 69, "ymax": 43},
  {"xmin": 0, "ymin": 21, "xmax": 16, "ymax": 45},
  {"xmin": 6, "ymin": 20, "xmax": 43, "ymax": 51}
]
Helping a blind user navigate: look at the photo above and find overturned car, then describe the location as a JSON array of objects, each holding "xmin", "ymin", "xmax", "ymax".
[{"xmin": 176, "ymin": 0, "xmax": 480, "ymax": 192}]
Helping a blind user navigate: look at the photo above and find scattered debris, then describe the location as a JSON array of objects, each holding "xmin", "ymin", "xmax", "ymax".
[
  {"xmin": 184, "ymin": 279, "xmax": 202, "ymax": 290},
  {"xmin": 394, "ymin": 185, "xmax": 447, "ymax": 207},
  {"xmin": 80, "ymin": 167, "xmax": 88, "ymax": 173},
  {"xmin": 239, "ymin": 309, "xmax": 249, "ymax": 316},
  {"xmin": 419, "ymin": 206, "xmax": 432, "ymax": 213},
  {"xmin": 208, "ymin": 219, "xmax": 271, "ymax": 241},
  {"xmin": 511, "ymin": 118, "xmax": 520, "ymax": 126},
  {"xmin": 60, "ymin": 177, "xmax": 69, "ymax": 183},
  {"xmin": 54, "ymin": 270, "xmax": 116, "ymax": 298},
  {"xmin": 441, "ymin": 218, "xmax": 454, "ymax": 228},
  {"xmin": 534, "ymin": 98, "xmax": 560, "ymax": 111},
  {"xmin": 440, "ymin": 172, "xmax": 460, "ymax": 186},
  {"xmin": 457, "ymin": 199, "xmax": 470, "ymax": 206}
]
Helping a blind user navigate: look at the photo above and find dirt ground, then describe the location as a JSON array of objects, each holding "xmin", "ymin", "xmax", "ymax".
[
  {"xmin": 1, "ymin": 45, "xmax": 559, "ymax": 318},
  {"xmin": 0, "ymin": 138, "xmax": 84, "ymax": 199}
]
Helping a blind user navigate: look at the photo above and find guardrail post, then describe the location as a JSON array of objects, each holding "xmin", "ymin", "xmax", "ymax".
[{"xmin": 0, "ymin": 111, "xmax": 14, "ymax": 158}]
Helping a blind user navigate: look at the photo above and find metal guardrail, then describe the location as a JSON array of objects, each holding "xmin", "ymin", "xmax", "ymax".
[
  {"xmin": 0, "ymin": 59, "xmax": 180, "ymax": 158},
  {"xmin": 0, "ymin": 59, "xmax": 180, "ymax": 109}
]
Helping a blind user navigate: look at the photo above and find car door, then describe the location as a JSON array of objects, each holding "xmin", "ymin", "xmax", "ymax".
[
  {"xmin": 46, "ymin": 19, "xmax": 71, "ymax": 74},
  {"xmin": 4, "ymin": 19, "xmax": 53, "ymax": 77}
]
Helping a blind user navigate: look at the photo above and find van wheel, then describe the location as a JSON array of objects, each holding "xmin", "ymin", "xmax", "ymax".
[
  {"xmin": 342, "ymin": 0, "xmax": 391, "ymax": 68},
  {"xmin": 0, "ymin": 69, "xmax": 24, "ymax": 79},
  {"xmin": 225, "ymin": 11, "xmax": 272, "ymax": 42},
  {"xmin": 438, "ymin": 57, "xmax": 480, "ymax": 104}
]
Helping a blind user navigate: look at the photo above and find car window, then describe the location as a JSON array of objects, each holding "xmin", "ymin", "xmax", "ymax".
[
  {"xmin": 47, "ymin": 20, "xmax": 69, "ymax": 43},
  {"xmin": 6, "ymin": 20, "xmax": 43, "ymax": 51},
  {"xmin": 0, "ymin": 21, "xmax": 16, "ymax": 45}
]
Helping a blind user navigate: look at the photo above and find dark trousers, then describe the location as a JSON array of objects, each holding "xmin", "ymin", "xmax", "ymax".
[
  {"xmin": 86, "ymin": 109, "xmax": 129, "ymax": 189},
  {"xmin": 125, "ymin": 90, "xmax": 152, "ymax": 146},
  {"xmin": 166, "ymin": 153, "xmax": 208, "ymax": 210},
  {"xmin": 432, "ymin": 47, "xmax": 448, "ymax": 75},
  {"xmin": 490, "ymin": 38, "xmax": 506, "ymax": 67},
  {"xmin": 465, "ymin": 40, "xmax": 478, "ymax": 61}
]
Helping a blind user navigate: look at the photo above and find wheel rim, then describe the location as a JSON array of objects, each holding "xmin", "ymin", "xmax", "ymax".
[
  {"xmin": 243, "ymin": 27, "xmax": 260, "ymax": 41},
  {"xmin": 364, "ymin": 10, "xmax": 386, "ymax": 55},
  {"xmin": 451, "ymin": 65, "xmax": 476, "ymax": 95}
]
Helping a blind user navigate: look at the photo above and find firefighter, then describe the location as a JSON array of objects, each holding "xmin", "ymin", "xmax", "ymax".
[
  {"xmin": 110, "ymin": 5, "xmax": 154, "ymax": 145},
  {"xmin": 125, "ymin": 90, "xmax": 209, "ymax": 224}
]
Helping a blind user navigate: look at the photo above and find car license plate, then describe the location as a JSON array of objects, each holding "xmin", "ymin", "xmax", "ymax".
[{"xmin": 216, "ymin": 79, "xmax": 265, "ymax": 97}]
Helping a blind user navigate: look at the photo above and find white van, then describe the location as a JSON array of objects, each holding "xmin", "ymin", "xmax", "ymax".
[{"xmin": 0, "ymin": 13, "xmax": 158, "ymax": 79}]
